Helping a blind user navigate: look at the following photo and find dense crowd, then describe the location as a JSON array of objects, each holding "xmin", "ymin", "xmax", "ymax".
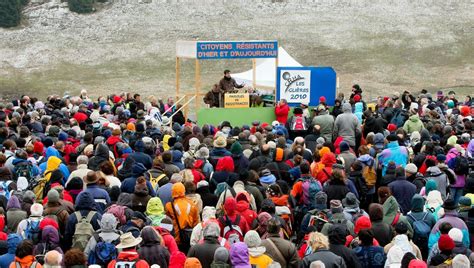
[{"xmin": 0, "ymin": 86, "xmax": 472, "ymax": 268}]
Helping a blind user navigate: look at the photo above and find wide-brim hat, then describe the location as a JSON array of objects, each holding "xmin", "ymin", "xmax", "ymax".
[
  {"xmin": 213, "ymin": 136, "xmax": 227, "ymax": 148},
  {"xmin": 442, "ymin": 198, "xmax": 458, "ymax": 210},
  {"xmin": 115, "ymin": 232, "xmax": 143, "ymax": 249}
]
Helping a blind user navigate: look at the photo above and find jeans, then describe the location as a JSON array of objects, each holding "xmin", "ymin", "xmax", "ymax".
[{"xmin": 450, "ymin": 187, "xmax": 463, "ymax": 205}]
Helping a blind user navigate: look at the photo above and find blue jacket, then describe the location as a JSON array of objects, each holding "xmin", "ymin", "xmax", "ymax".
[
  {"xmin": 120, "ymin": 163, "xmax": 156, "ymax": 196},
  {"xmin": 83, "ymin": 184, "xmax": 111, "ymax": 214},
  {"xmin": 0, "ymin": 234, "xmax": 22, "ymax": 268},
  {"xmin": 128, "ymin": 152, "xmax": 153, "ymax": 170},
  {"xmin": 39, "ymin": 147, "xmax": 70, "ymax": 182},
  {"xmin": 64, "ymin": 192, "xmax": 102, "ymax": 250},
  {"xmin": 377, "ymin": 141, "xmax": 409, "ymax": 176},
  {"xmin": 121, "ymin": 221, "xmax": 141, "ymax": 238},
  {"xmin": 157, "ymin": 182, "xmax": 173, "ymax": 206},
  {"xmin": 388, "ymin": 177, "xmax": 417, "ymax": 214}
]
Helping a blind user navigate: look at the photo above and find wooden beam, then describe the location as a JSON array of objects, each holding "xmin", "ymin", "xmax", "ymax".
[
  {"xmin": 176, "ymin": 57, "xmax": 180, "ymax": 99},
  {"xmin": 252, "ymin": 58, "xmax": 257, "ymax": 89}
]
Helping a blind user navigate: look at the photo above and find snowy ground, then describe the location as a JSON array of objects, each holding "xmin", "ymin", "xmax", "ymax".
[{"xmin": 0, "ymin": 0, "xmax": 473, "ymax": 100}]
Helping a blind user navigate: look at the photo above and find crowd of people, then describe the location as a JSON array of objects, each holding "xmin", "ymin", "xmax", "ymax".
[{"xmin": 0, "ymin": 86, "xmax": 472, "ymax": 268}]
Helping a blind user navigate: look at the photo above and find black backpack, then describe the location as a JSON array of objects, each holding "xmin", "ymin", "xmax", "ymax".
[{"xmin": 452, "ymin": 155, "xmax": 469, "ymax": 175}]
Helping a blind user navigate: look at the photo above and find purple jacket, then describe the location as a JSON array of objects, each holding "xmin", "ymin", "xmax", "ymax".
[{"xmin": 230, "ymin": 242, "xmax": 251, "ymax": 268}]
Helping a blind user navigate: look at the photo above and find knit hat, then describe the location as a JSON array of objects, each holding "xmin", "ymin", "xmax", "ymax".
[
  {"xmin": 260, "ymin": 169, "xmax": 276, "ymax": 185},
  {"xmin": 201, "ymin": 206, "xmax": 216, "ymax": 222},
  {"xmin": 196, "ymin": 180, "xmax": 209, "ymax": 189},
  {"xmin": 405, "ymin": 163, "xmax": 418, "ymax": 174},
  {"xmin": 230, "ymin": 142, "xmax": 243, "ymax": 155},
  {"xmin": 459, "ymin": 196, "xmax": 471, "ymax": 208},
  {"xmin": 316, "ymin": 137, "xmax": 325, "ymax": 145},
  {"xmin": 47, "ymin": 189, "xmax": 60, "ymax": 203},
  {"xmin": 315, "ymin": 192, "xmax": 328, "ymax": 210},
  {"xmin": 387, "ymin": 124, "xmax": 397, "ymax": 132},
  {"xmin": 214, "ymin": 247, "xmax": 229, "ymax": 263},
  {"xmin": 448, "ymin": 228, "xmax": 463, "ymax": 243},
  {"xmin": 438, "ymin": 234, "xmax": 455, "ymax": 251},
  {"xmin": 353, "ymin": 94, "xmax": 361, "ymax": 102},
  {"xmin": 342, "ymin": 192, "xmax": 359, "ymax": 209},
  {"xmin": 354, "ymin": 216, "xmax": 372, "ymax": 234},
  {"xmin": 244, "ymin": 230, "xmax": 262, "ymax": 248},
  {"xmin": 169, "ymin": 251, "xmax": 186, "ymax": 268},
  {"xmin": 30, "ymin": 203, "xmax": 43, "ymax": 217},
  {"xmin": 330, "ymin": 200, "xmax": 343, "ymax": 213},
  {"xmin": 33, "ymin": 141, "xmax": 44, "ymax": 155},
  {"xmin": 196, "ymin": 147, "xmax": 210, "ymax": 159},
  {"xmin": 395, "ymin": 221, "xmax": 408, "ymax": 235},
  {"xmin": 452, "ymin": 254, "xmax": 470, "ymax": 268},
  {"xmin": 339, "ymin": 141, "xmax": 350, "ymax": 152},
  {"xmin": 437, "ymin": 154, "xmax": 447, "ymax": 162},
  {"xmin": 408, "ymin": 260, "xmax": 427, "ymax": 268},
  {"xmin": 184, "ymin": 257, "xmax": 202, "ymax": 268},
  {"xmin": 100, "ymin": 213, "xmax": 118, "ymax": 231}
]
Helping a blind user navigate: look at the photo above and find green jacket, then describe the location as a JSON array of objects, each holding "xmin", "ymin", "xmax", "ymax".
[
  {"xmin": 403, "ymin": 114, "xmax": 424, "ymax": 134},
  {"xmin": 382, "ymin": 196, "xmax": 414, "ymax": 238}
]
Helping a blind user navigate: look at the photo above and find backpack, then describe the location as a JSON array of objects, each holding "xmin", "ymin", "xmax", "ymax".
[
  {"xmin": 149, "ymin": 171, "xmax": 166, "ymax": 192},
  {"xmin": 25, "ymin": 219, "xmax": 41, "ymax": 244},
  {"xmin": 362, "ymin": 166, "xmax": 377, "ymax": 188},
  {"xmin": 44, "ymin": 208, "xmax": 65, "ymax": 228},
  {"xmin": 219, "ymin": 215, "xmax": 244, "ymax": 244},
  {"xmin": 115, "ymin": 260, "xmax": 137, "ymax": 268},
  {"xmin": 425, "ymin": 204, "xmax": 442, "ymax": 221},
  {"xmin": 14, "ymin": 162, "xmax": 35, "ymax": 182},
  {"xmin": 390, "ymin": 109, "xmax": 407, "ymax": 128},
  {"xmin": 88, "ymin": 233, "xmax": 119, "ymax": 265},
  {"xmin": 105, "ymin": 204, "xmax": 127, "ymax": 226},
  {"xmin": 408, "ymin": 213, "xmax": 431, "ymax": 246},
  {"xmin": 291, "ymin": 116, "xmax": 307, "ymax": 131},
  {"xmin": 300, "ymin": 177, "xmax": 321, "ymax": 208},
  {"xmin": 72, "ymin": 211, "xmax": 96, "ymax": 251},
  {"xmin": 0, "ymin": 181, "xmax": 11, "ymax": 200},
  {"xmin": 14, "ymin": 261, "xmax": 39, "ymax": 268},
  {"xmin": 309, "ymin": 210, "xmax": 330, "ymax": 232},
  {"xmin": 452, "ymin": 155, "xmax": 470, "ymax": 175}
]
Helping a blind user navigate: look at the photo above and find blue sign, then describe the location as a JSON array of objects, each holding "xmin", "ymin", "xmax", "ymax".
[
  {"xmin": 276, "ymin": 67, "xmax": 337, "ymax": 106},
  {"xmin": 196, "ymin": 41, "xmax": 278, "ymax": 60}
]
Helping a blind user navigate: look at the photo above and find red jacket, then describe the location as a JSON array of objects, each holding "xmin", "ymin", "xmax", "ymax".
[
  {"xmin": 275, "ymin": 103, "xmax": 290, "ymax": 124},
  {"xmin": 107, "ymin": 250, "xmax": 149, "ymax": 268},
  {"xmin": 219, "ymin": 197, "xmax": 249, "ymax": 236},
  {"xmin": 236, "ymin": 199, "xmax": 257, "ymax": 228},
  {"xmin": 154, "ymin": 226, "xmax": 179, "ymax": 254},
  {"xmin": 73, "ymin": 112, "xmax": 88, "ymax": 123}
]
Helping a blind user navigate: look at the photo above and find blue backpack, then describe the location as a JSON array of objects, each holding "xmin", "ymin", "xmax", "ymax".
[
  {"xmin": 25, "ymin": 220, "xmax": 41, "ymax": 244},
  {"xmin": 408, "ymin": 212, "xmax": 431, "ymax": 245},
  {"xmin": 0, "ymin": 181, "xmax": 11, "ymax": 200},
  {"xmin": 87, "ymin": 233, "xmax": 119, "ymax": 265}
]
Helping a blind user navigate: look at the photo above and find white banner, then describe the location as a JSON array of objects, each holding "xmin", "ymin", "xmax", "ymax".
[{"xmin": 278, "ymin": 69, "xmax": 311, "ymax": 104}]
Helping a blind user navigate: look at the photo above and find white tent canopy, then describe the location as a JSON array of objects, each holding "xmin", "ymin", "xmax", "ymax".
[{"xmin": 233, "ymin": 47, "xmax": 302, "ymax": 89}]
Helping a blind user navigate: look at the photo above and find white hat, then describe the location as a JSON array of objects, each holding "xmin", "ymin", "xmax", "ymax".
[
  {"xmin": 405, "ymin": 163, "xmax": 418, "ymax": 174},
  {"xmin": 115, "ymin": 232, "xmax": 143, "ymax": 249},
  {"xmin": 161, "ymin": 116, "xmax": 170, "ymax": 126}
]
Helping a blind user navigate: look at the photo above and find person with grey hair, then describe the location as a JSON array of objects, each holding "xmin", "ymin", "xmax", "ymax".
[
  {"xmin": 187, "ymin": 222, "xmax": 222, "ymax": 268},
  {"xmin": 157, "ymin": 173, "xmax": 183, "ymax": 206},
  {"xmin": 43, "ymin": 250, "xmax": 63, "ymax": 268},
  {"xmin": 66, "ymin": 155, "xmax": 91, "ymax": 187},
  {"xmin": 84, "ymin": 213, "xmax": 121, "ymax": 261}
]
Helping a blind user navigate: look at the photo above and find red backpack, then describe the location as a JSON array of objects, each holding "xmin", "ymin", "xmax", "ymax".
[{"xmin": 291, "ymin": 116, "xmax": 307, "ymax": 131}]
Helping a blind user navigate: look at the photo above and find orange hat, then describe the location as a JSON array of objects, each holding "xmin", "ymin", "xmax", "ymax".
[
  {"xmin": 184, "ymin": 257, "xmax": 202, "ymax": 268},
  {"xmin": 126, "ymin": 122, "xmax": 136, "ymax": 131},
  {"xmin": 274, "ymin": 148, "xmax": 284, "ymax": 162}
]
